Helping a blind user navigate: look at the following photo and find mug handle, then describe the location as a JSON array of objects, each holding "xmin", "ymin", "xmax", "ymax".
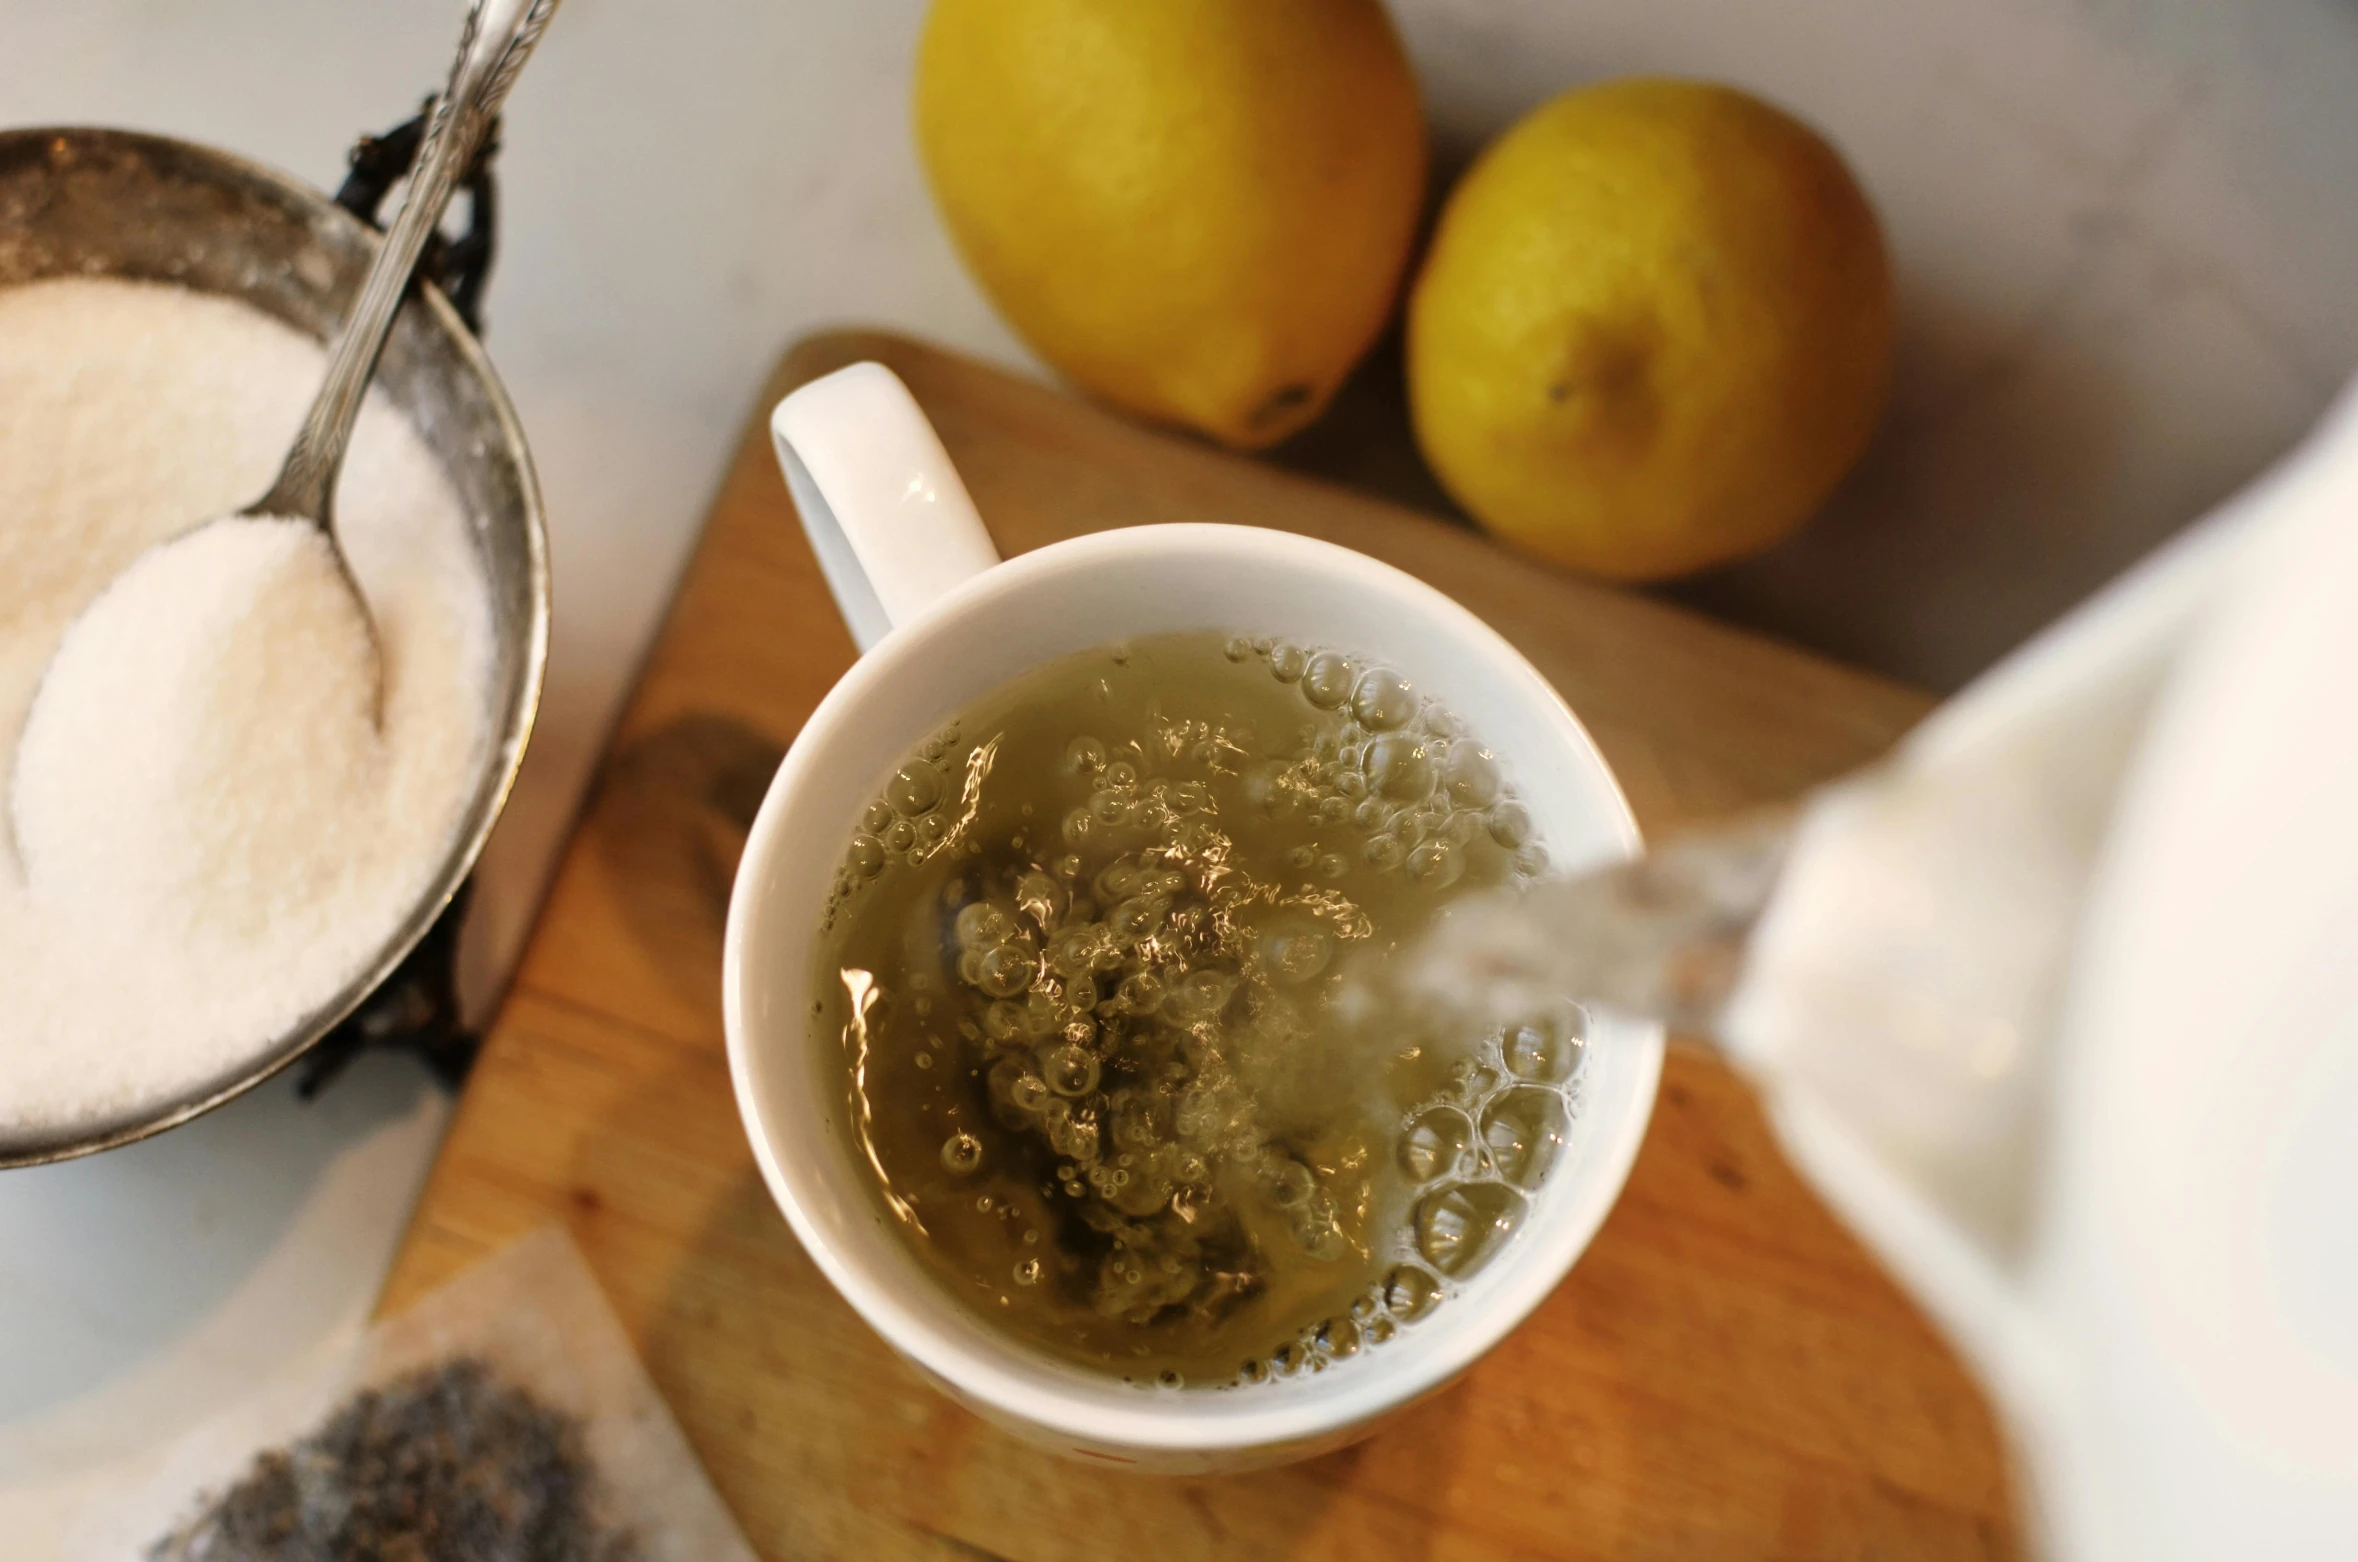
[{"xmin": 770, "ymin": 362, "xmax": 1003, "ymax": 652}]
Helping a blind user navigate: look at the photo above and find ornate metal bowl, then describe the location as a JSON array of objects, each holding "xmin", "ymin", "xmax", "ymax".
[{"xmin": 0, "ymin": 126, "xmax": 549, "ymax": 1166}]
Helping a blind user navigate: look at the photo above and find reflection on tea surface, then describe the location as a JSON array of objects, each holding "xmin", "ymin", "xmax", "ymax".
[{"xmin": 814, "ymin": 631, "xmax": 1582, "ymax": 1385}]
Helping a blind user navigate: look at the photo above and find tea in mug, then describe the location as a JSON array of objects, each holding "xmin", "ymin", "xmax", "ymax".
[{"xmin": 814, "ymin": 630, "xmax": 1585, "ymax": 1386}]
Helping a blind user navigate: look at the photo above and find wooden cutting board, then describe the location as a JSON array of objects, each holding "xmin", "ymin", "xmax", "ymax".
[{"xmin": 382, "ymin": 331, "xmax": 2016, "ymax": 1561}]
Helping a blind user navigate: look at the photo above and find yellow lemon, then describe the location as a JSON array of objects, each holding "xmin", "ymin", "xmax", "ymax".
[
  {"xmin": 1407, "ymin": 79, "xmax": 1894, "ymax": 580},
  {"xmin": 915, "ymin": 0, "xmax": 1425, "ymax": 449}
]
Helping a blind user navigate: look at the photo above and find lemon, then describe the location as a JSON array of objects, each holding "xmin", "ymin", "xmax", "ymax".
[
  {"xmin": 915, "ymin": 0, "xmax": 1426, "ymax": 449},
  {"xmin": 1407, "ymin": 79, "xmax": 1894, "ymax": 580}
]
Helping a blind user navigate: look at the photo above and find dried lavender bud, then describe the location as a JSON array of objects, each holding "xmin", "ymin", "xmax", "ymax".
[{"xmin": 147, "ymin": 1357, "xmax": 643, "ymax": 1562}]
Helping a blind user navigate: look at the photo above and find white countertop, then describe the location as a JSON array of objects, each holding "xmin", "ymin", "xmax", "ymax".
[{"xmin": 2, "ymin": 0, "xmax": 2353, "ymax": 1545}]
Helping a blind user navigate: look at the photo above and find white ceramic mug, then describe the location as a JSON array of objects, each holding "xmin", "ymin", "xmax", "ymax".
[{"xmin": 722, "ymin": 362, "xmax": 1664, "ymax": 1472}]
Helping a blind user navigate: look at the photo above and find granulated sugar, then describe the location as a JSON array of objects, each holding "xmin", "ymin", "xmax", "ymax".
[
  {"xmin": 16, "ymin": 518, "xmax": 387, "ymax": 948},
  {"xmin": 0, "ymin": 278, "xmax": 493, "ymax": 1131}
]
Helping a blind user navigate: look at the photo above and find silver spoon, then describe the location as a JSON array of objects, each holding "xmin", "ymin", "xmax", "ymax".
[
  {"xmin": 7, "ymin": 0, "xmax": 558, "ymax": 853},
  {"xmin": 247, "ymin": 0, "xmax": 560, "ymax": 617}
]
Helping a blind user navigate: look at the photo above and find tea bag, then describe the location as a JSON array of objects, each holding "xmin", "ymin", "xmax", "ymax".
[{"xmin": 80, "ymin": 1228, "xmax": 755, "ymax": 1562}]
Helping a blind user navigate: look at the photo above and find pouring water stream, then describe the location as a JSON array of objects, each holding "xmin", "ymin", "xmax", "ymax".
[{"xmin": 1409, "ymin": 494, "xmax": 2214, "ymax": 1262}]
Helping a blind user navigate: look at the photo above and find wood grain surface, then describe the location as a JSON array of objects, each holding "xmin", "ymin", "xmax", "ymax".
[{"xmin": 382, "ymin": 331, "xmax": 2016, "ymax": 1560}]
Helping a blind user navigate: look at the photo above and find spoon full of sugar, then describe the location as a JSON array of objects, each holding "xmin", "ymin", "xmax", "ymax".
[{"xmin": 8, "ymin": 0, "xmax": 558, "ymax": 867}]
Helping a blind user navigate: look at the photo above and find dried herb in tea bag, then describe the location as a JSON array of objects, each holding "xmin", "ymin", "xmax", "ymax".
[{"xmin": 148, "ymin": 1356, "xmax": 642, "ymax": 1562}]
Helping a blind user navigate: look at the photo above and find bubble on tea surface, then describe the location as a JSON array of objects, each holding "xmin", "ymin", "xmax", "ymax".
[
  {"xmin": 1364, "ymin": 833, "xmax": 1406, "ymax": 871},
  {"xmin": 1350, "ymin": 667, "xmax": 1417, "ymax": 731},
  {"xmin": 1383, "ymin": 1266, "xmax": 1443, "ymax": 1322},
  {"xmin": 1241, "ymin": 761, "xmax": 1289, "ymax": 815},
  {"xmin": 1167, "ymin": 969, "xmax": 1236, "ymax": 1023},
  {"xmin": 1317, "ymin": 1317, "xmax": 1362, "ymax": 1358},
  {"xmin": 1513, "ymin": 843, "xmax": 1549, "ymax": 877},
  {"xmin": 888, "ymin": 761, "xmax": 944, "ymax": 817},
  {"xmin": 1405, "ymin": 840, "xmax": 1463, "ymax": 890},
  {"xmin": 1268, "ymin": 642, "xmax": 1307, "ymax": 683},
  {"xmin": 1487, "ymin": 801, "xmax": 1533, "ymax": 849},
  {"xmin": 1223, "ymin": 635, "xmax": 1252, "ymax": 662},
  {"xmin": 1116, "ymin": 971, "xmax": 1165, "ymax": 1013},
  {"xmin": 861, "ymin": 801, "xmax": 893, "ymax": 834},
  {"xmin": 1398, "ymin": 1105, "xmax": 1472, "ymax": 1183},
  {"xmin": 941, "ymin": 1132, "xmax": 984, "ymax": 1175},
  {"xmin": 1444, "ymin": 744, "xmax": 1503, "ymax": 809},
  {"xmin": 1052, "ymin": 923, "xmax": 1122, "ymax": 977},
  {"xmin": 846, "ymin": 834, "xmax": 887, "ymax": 879},
  {"xmin": 1480, "ymin": 1087, "xmax": 1567, "ymax": 1188},
  {"xmin": 1450, "ymin": 1059, "xmax": 1504, "ymax": 1106},
  {"xmin": 1049, "ymin": 1104, "xmax": 1099, "ymax": 1161},
  {"xmin": 1043, "ymin": 1043, "xmax": 1101, "ymax": 1097},
  {"xmin": 1413, "ymin": 1181, "xmax": 1524, "ymax": 1277},
  {"xmin": 1316, "ymin": 852, "xmax": 1349, "ymax": 880},
  {"xmin": 1104, "ymin": 759, "xmax": 1139, "ymax": 792},
  {"xmin": 1029, "ymin": 990, "xmax": 1069, "ymax": 1036},
  {"xmin": 1008, "ymin": 1070, "xmax": 1051, "ymax": 1118},
  {"xmin": 1014, "ymin": 1257, "xmax": 1042, "ymax": 1286},
  {"xmin": 955, "ymin": 901, "xmax": 1013, "ymax": 949},
  {"xmin": 988, "ymin": 1000, "xmax": 1037, "ymax": 1044},
  {"xmin": 1266, "ymin": 1155, "xmax": 1317, "ymax": 1210},
  {"xmin": 1301, "ymin": 651, "xmax": 1354, "ymax": 709},
  {"xmin": 1095, "ymin": 858, "xmax": 1144, "ymax": 901},
  {"xmin": 1065, "ymin": 735, "xmax": 1106, "ymax": 775},
  {"xmin": 1262, "ymin": 925, "xmax": 1333, "ymax": 984},
  {"xmin": 973, "ymin": 943, "xmax": 1036, "ymax": 997},
  {"xmin": 1061, "ymin": 806, "xmax": 1097, "ymax": 847},
  {"xmin": 1366, "ymin": 1316, "xmax": 1397, "ymax": 1345},
  {"xmin": 1107, "ymin": 895, "xmax": 1168, "ymax": 944},
  {"xmin": 1014, "ymin": 870, "xmax": 1064, "ymax": 926},
  {"xmin": 1502, "ymin": 1003, "xmax": 1586, "ymax": 1083},
  {"xmin": 1365, "ymin": 734, "xmax": 1436, "ymax": 802}
]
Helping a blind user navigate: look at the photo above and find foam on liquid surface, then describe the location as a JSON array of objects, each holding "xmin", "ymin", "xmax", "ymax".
[{"xmin": 816, "ymin": 631, "xmax": 1586, "ymax": 1385}]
